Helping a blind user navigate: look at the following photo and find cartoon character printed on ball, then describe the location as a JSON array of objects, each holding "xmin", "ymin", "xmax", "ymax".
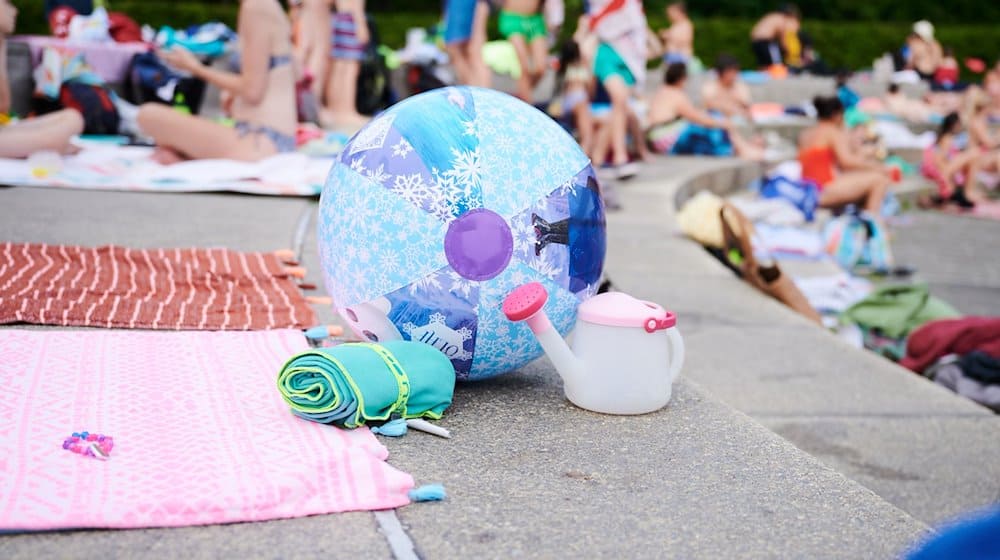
[{"xmin": 340, "ymin": 297, "xmax": 402, "ymax": 343}]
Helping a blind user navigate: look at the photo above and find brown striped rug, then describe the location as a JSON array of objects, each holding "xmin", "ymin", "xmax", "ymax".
[{"xmin": 0, "ymin": 243, "xmax": 318, "ymax": 330}]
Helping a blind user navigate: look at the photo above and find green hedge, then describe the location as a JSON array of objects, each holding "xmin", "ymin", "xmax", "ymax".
[{"xmin": 16, "ymin": 3, "xmax": 1000, "ymax": 80}]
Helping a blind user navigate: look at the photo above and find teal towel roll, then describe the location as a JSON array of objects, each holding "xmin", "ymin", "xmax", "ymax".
[{"xmin": 277, "ymin": 341, "xmax": 456, "ymax": 428}]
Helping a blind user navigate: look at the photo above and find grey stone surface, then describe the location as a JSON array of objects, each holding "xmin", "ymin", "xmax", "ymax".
[
  {"xmin": 2, "ymin": 512, "xmax": 391, "ymax": 560},
  {"xmin": 892, "ymin": 210, "xmax": 1000, "ymax": 316},
  {"xmin": 0, "ymin": 186, "xmax": 313, "ymax": 253},
  {"xmin": 764, "ymin": 417, "xmax": 1000, "ymax": 525},
  {"xmin": 0, "ymin": 168, "xmax": 934, "ymax": 557},
  {"xmin": 633, "ymin": 156, "xmax": 1000, "ymax": 526},
  {"xmin": 391, "ymin": 367, "xmax": 924, "ymax": 559}
]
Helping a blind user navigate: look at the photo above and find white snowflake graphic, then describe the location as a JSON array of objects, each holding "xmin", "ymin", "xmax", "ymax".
[
  {"xmin": 365, "ymin": 163, "xmax": 391, "ymax": 185},
  {"xmin": 447, "ymin": 270, "xmax": 476, "ymax": 298},
  {"xmin": 391, "ymin": 138, "xmax": 413, "ymax": 158},
  {"xmin": 392, "ymin": 173, "xmax": 431, "ymax": 206}
]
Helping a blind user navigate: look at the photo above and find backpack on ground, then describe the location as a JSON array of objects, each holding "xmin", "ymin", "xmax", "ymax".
[{"xmin": 58, "ymin": 81, "xmax": 120, "ymax": 134}]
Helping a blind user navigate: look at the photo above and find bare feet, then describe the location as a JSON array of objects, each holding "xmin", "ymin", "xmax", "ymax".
[
  {"xmin": 151, "ymin": 146, "xmax": 186, "ymax": 165},
  {"xmin": 319, "ymin": 109, "xmax": 371, "ymax": 134}
]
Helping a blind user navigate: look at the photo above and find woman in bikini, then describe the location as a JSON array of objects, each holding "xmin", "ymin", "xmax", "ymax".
[
  {"xmin": 798, "ymin": 96, "xmax": 894, "ymax": 215},
  {"xmin": 137, "ymin": 0, "xmax": 297, "ymax": 163}
]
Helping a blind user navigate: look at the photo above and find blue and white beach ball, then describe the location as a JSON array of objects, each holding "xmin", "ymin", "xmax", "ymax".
[{"xmin": 318, "ymin": 87, "xmax": 605, "ymax": 380}]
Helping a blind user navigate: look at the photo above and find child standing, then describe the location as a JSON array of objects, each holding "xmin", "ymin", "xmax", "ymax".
[
  {"xmin": 325, "ymin": 0, "xmax": 369, "ymax": 129},
  {"xmin": 557, "ymin": 40, "xmax": 595, "ymax": 155},
  {"xmin": 500, "ymin": 0, "xmax": 548, "ymax": 102}
]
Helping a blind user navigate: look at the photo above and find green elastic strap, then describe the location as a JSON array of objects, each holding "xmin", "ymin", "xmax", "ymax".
[{"xmin": 354, "ymin": 342, "xmax": 412, "ymax": 419}]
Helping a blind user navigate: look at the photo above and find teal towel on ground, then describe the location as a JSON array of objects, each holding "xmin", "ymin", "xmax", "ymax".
[{"xmin": 277, "ymin": 340, "xmax": 456, "ymax": 428}]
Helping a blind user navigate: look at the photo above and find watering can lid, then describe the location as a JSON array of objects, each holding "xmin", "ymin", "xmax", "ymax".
[{"xmin": 578, "ymin": 292, "xmax": 676, "ymax": 332}]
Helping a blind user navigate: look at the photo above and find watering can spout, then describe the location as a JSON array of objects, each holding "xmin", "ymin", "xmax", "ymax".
[{"xmin": 502, "ymin": 283, "xmax": 586, "ymax": 385}]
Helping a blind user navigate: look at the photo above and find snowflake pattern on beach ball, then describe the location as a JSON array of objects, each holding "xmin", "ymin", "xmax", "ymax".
[{"xmin": 318, "ymin": 87, "xmax": 606, "ymax": 380}]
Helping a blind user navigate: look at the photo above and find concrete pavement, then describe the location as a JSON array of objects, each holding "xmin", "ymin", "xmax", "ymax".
[{"xmin": 1, "ymin": 172, "xmax": 935, "ymax": 558}]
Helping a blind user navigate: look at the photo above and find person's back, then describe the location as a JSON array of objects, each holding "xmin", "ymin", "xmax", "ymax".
[{"xmin": 750, "ymin": 12, "xmax": 784, "ymax": 40}]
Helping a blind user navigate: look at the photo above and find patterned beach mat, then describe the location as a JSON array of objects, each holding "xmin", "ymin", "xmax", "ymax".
[
  {"xmin": 0, "ymin": 243, "xmax": 317, "ymax": 330},
  {"xmin": 0, "ymin": 329, "xmax": 414, "ymax": 530}
]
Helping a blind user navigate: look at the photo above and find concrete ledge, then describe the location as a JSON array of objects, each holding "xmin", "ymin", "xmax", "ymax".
[
  {"xmin": 623, "ymin": 156, "xmax": 1000, "ymax": 525},
  {"xmin": 0, "ymin": 182, "xmax": 931, "ymax": 558}
]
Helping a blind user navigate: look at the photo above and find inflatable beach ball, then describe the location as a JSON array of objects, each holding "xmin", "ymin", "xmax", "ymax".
[{"xmin": 318, "ymin": 87, "xmax": 605, "ymax": 380}]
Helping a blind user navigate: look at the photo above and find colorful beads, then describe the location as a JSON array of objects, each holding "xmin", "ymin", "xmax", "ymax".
[{"xmin": 63, "ymin": 432, "xmax": 113, "ymax": 460}]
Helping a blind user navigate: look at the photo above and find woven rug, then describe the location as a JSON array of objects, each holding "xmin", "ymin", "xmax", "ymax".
[
  {"xmin": 0, "ymin": 329, "xmax": 415, "ymax": 530},
  {"xmin": 0, "ymin": 243, "xmax": 317, "ymax": 330}
]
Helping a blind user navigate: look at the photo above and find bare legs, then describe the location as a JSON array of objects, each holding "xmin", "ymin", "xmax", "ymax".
[
  {"xmin": 818, "ymin": 170, "xmax": 891, "ymax": 214},
  {"xmin": 571, "ymin": 100, "xmax": 595, "ymax": 156},
  {"xmin": 446, "ymin": 1, "xmax": 491, "ymax": 87},
  {"xmin": 136, "ymin": 104, "xmax": 279, "ymax": 163},
  {"xmin": 0, "ymin": 109, "xmax": 83, "ymax": 158},
  {"xmin": 322, "ymin": 57, "xmax": 369, "ymax": 130},
  {"xmin": 589, "ymin": 76, "xmax": 630, "ymax": 168},
  {"xmin": 509, "ymin": 33, "xmax": 548, "ymax": 101}
]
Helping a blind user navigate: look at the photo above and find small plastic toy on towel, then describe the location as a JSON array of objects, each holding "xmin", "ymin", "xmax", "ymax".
[
  {"xmin": 276, "ymin": 340, "xmax": 455, "ymax": 428},
  {"xmin": 62, "ymin": 431, "xmax": 114, "ymax": 460}
]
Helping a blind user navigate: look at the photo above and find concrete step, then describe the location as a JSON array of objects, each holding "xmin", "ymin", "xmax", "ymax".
[
  {"xmin": 0, "ymin": 184, "xmax": 930, "ymax": 559},
  {"xmin": 634, "ymin": 157, "xmax": 1000, "ymax": 526}
]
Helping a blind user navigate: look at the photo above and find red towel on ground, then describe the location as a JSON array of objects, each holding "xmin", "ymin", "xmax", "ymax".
[
  {"xmin": 0, "ymin": 242, "xmax": 317, "ymax": 330},
  {"xmin": 900, "ymin": 317, "xmax": 1000, "ymax": 373}
]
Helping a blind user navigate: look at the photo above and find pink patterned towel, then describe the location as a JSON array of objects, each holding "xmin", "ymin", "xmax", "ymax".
[{"xmin": 0, "ymin": 329, "xmax": 414, "ymax": 531}]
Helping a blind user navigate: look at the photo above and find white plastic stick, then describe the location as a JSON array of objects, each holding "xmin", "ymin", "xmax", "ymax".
[{"xmin": 405, "ymin": 419, "xmax": 451, "ymax": 439}]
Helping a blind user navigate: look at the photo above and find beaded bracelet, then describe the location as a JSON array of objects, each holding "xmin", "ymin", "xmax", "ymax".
[{"xmin": 62, "ymin": 431, "xmax": 114, "ymax": 461}]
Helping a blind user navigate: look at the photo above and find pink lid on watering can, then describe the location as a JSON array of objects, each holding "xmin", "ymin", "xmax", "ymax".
[{"xmin": 577, "ymin": 292, "xmax": 676, "ymax": 333}]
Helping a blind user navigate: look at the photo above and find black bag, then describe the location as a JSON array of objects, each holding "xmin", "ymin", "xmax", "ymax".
[
  {"xmin": 123, "ymin": 51, "xmax": 206, "ymax": 115},
  {"xmin": 355, "ymin": 14, "xmax": 395, "ymax": 115},
  {"xmin": 58, "ymin": 81, "xmax": 120, "ymax": 134}
]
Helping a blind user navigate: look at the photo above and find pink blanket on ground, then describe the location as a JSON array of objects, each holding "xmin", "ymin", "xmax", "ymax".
[{"xmin": 0, "ymin": 329, "xmax": 414, "ymax": 531}]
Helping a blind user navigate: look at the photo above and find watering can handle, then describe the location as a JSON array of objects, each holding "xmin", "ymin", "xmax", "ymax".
[{"xmin": 665, "ymin": 326, "xmax": 685, "ymax": 384}]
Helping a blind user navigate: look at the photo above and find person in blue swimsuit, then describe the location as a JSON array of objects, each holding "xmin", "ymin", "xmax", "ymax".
[
  {"xmin": 137, "ymin": 0, "xmax": 298, "ymax": 163},
  {"xmin": 443, "ymin": 0, "xmax": 491, "ymax": 87}
]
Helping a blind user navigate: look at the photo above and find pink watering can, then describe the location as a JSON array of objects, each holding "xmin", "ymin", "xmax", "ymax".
[{"xmin": 503, "ymin": 283, "xmax": 684, "ymax": 415}]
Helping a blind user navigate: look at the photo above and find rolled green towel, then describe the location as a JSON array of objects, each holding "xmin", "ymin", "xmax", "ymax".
[{"xmin": 277, "ymin": 341, "xmax": 455, "ymax": 428}]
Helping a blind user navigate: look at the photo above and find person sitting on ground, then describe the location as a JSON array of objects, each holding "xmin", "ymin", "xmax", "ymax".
[
  {"xmin": 323, "ymin": 0, "xmax": 369, "ymax": 129},
  {"xmin": 985, "ymin": 60, "xmax": 1000, "ymax": 118},
  {"xmin": 920, "ymin": 112, "xmax": 982, "ymax": 208},
  {"xmin": 798, "ymin": 96, "xmax": 894, "ymax": 215},
  {"xmin": 500, "ymin": 0, "xmax": 548, "ymax": 102},
  {"xmin": 555, "ymin": 40, "xmax": 595, "ymax": 155},
  {"xmin": 658, "ymin": 2, "xmax": 693, "ymax": 65},
  {"xmin": 883, "ymin": 83, "xmax": 939, "ymax": 123},
  {"xmin": 646, "ymin": 62, "xmax": 764, "ymax": 160},
  {"xmin": 906, "ymin": 20, "xmax": 943, "ymax": 82},
  {"xmin": 700, "ymin": 54, "xmax": 752, "ymax": 120},
  {"xmin": 750, "ymin": 4, "xmax": 797, "ymax": 69},
  {"xmin": 0, "ymin": 0, "xmax": 83, "ymax": 158},
  {"xmin": 964, "ymin": 89, "xmax": 1000, "ymax": 177},
  {"xmin": 442, "ymin": 0, "xmax": 491, "ymax": 87},
  {"xmin": 137, "ymin": 0, "xmax": 297, "ymax": 163},
  {"xmin": 931, "ymin": 47, "xmax": 964, "ymax": 92},
  {"xmin": 836, "ymin": 70, "xmax": 860, "ymax": 109}
]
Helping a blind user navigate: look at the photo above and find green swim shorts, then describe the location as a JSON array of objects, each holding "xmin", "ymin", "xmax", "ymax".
[
  {"xmin": 498, "ymin": 11, "xmax": 546, "ymax": 41},
  {"xmin": 593, "ymin": 42, "xmax": 636, "ymax": 87}
]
